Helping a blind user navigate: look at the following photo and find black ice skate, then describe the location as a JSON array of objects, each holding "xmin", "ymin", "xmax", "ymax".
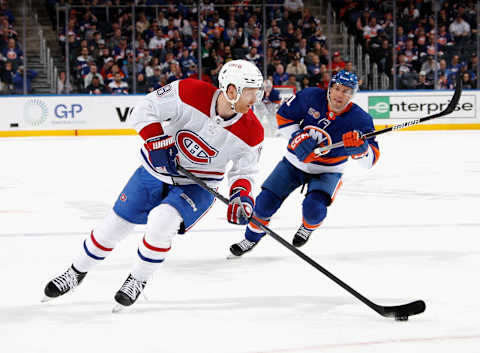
[
  {"xmin": 113, "ymin": 274, "xmax": 147, "ymax": 312},
  {"xmin": 292, "ymin": 225, "xmax": 314, "ymax": 247},
  {"xmin": 42, "ymin": 265, "xmax": 87, "ymax": 302},
  {"xmin": 229, "ymin": 239, "xmax": 258, "ymax": 256}
]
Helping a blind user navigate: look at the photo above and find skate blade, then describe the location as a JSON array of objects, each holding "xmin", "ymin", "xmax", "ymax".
[
  {"xmin": 41, "ymin": 296, "xmax": 54, "ymax": 303},
  {"xmin": 226, "ymin": 253, "xmax": 242, "ymax": 260},
  {"xmin": 112, "ymin": 303, "xmax": 127, "ymax": 313}
]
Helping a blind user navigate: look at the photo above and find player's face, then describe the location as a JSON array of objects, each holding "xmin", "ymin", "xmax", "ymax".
[
  {"xmin": 235, "ymin": 87, "xmax": 260, "ymax": 113},
  {"xmin": 329, "ymin": 83, "xmax": 353, "ymax": 113}
]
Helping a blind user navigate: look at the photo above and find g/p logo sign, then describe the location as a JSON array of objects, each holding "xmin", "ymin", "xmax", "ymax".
[{"xmin": 54, "ymin": 104, "xmax": 83, "ymax": 119}]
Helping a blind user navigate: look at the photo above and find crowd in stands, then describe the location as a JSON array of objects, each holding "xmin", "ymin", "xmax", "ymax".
[
  {"xmin": 48, "ymin": 0, "xmax": 350, "ymax": 95},
  {"xmin": 335, "ymin": 0, "xmax": 479, "ymax": 89},
  {"xmin": 0, "ymin": 1, "xmax": 38, "ymax": 94},
  {"xmin": 2, "ymin": 1, "xmax": 479, "ymax": 95}
]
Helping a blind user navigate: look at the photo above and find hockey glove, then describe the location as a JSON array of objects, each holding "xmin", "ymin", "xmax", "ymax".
[
  {"xmin": 144, "ymin": 135, "xmax": 179, "ymax": 175},
  {"xmin": 342, "ymin": 130, "xmax": 368, "ymax": 156},
  {"xmin": 288, "ymin": 130, "xmax": 317, "ymax": 162},
  {"xmin": 227, "ymin": 188, "xmax": 254, "ymax": 225}
]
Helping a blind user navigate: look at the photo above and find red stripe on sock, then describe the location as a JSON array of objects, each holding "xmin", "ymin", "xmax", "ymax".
[
  {"xmin": 143, "ymin": 237, "xmax": 171, "ymax": 252},
  {"xmin": 90, "ymin": 231, "xmax": 113, "ymax": 251}
]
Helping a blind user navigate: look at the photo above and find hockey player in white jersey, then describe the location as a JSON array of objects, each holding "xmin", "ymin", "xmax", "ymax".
[{"xmin": 43, "ymin": 60, "xmax": 264, "ymax": 310}]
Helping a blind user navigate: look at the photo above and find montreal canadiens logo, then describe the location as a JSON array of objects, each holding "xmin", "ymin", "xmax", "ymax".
[
  {"xmin": 304, "ymin": 125, "xmax": 332, "ymax": 156},
  {"xmin": 176, "ymin": 130, "xmax": 218, "ymax": 164}
]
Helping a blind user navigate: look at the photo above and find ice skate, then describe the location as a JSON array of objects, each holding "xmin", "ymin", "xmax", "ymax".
[
  {"xmin": 42, "ymin": 265, "xmax": 86, "ymax": 302},
  {"xmin": 292, "ymin": 225, "xmax": 314, "ymax": 247},
  {"xmin": 112, "ymin": 274, "xmax": 147, "ymax": 313},
  {"xmin": 229, "ymin": 239, "xmax": 258, "ymax": 257}
]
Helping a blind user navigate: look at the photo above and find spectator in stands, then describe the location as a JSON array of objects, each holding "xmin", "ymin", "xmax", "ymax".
[
  {"xmin": 166, "ymin": 62, "xmax": 183, "ymax": 83},
  {"xmin": 108, "ymin": 72, "xmax": 128, "ymax": 94},
  {"xmin": 57, "ymin": 71, "xmax": 72, "ymax": 94},
  {"xmin": 106, "ymin": 64, "xmax": 125, "ymax": 85},
  {"xmin": 245, "ymin": 46, "xmax": 262, "ymax": 68},
  {"xmin": 268, "ymin": 25, "xmax": 283, "ymax": 50},
  {"xmin": 84, "ymin": 63, "xmax": 104, "ymax": 90},
  {"xmin": 148, "ymin": 28, "xmax": 166, "ymax": 55},
  {"xmin": 147, "ymin": 66, "xmax": 165, "ymax": 90},
  {"xmin": 286, "ymin": 73, "xmax": 301, "ymax": 91},
  {"xmin": 420, "ymin": 55, "xmax": 439, "ymax": 82},
  {"xmin": 307, "ymin": 54, "xmax": 321, "ymax": 77},
  {"xmin": 3, "ymin": 38, "xmax": 22, "ymax": 69},
  {"xmin": 273, "ymin": 63, "xmax": 289, "ymax": 85},
  {"xmin": 134, "ymin": 72, "xmax": 148, "ymax": 94},
  {"xmin": 330, "ymin": 51, "xmax": 346, "ymax": 73},
  {"xmin": 86, "ymin": 75, "xmax": 106, "ymax": 94},
  {"xmin": 362, "ymin": 17, "xmax": 383, "ymax": 49},
  {"xmin": 0, "ymin": 60, "xmax": 14, "ymax": 93},
  {"xmin": 283, "ymin": 0, "xmax": 304, "ymax": 23},
  {"xmin": 416, "ymin": 71, "xmax": 433, "ymax": 89},
  {"xmin": 12, "ymin": 65, "xmax": 37, "ymax": 94},
  {"xmin": 449, "ymin": 13, "xmax": 471, "ymax": 50},
  {"xmin": 301, "ymin": 75, "xmax": 311, "ymax": 89},
  {"xmin": 461, "ymin": 72, "xmax": 475, "ymax": 89},
  {"xmin": 286, "ymin": 53, "xmax": 307, "ymax": 77},
  {"xmin": 75, "ymin": 47, "xmax": 93, "ymax": 83},
  {"xmin": 178, "ymin": 48, "xmax": 197, "ymax": 73}
]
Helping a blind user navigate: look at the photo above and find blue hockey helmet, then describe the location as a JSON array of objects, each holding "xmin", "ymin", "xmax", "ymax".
[{"xmin": 329, "ymin": 70, "xmax": 359, "ymax": 95}]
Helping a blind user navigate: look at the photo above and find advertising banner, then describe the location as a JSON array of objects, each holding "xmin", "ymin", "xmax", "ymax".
[
  {"xmin": 0, "ymin": 95, "xmax": 142, "ymax": 132},
  {"xmin": 1, "ymin": 90, "xmax": 479, "ymax": 137}
]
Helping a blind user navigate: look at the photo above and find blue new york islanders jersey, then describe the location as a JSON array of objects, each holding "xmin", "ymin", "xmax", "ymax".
[{"xmin": 276, "ymin": 88, "xmax": 380, "ymax": 174}]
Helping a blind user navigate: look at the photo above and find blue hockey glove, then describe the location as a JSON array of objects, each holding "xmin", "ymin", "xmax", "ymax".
[
  {"xmin": 144, "ymin": 135, "xmax": 179, "ymax": 175},
  {"xmin": 227, "ymin": 188, "xmax": 254, "ymax": 225},
  {"xmin": 288, "ymin": 130, "xmax": 317, "ymax": 162},
  {"xmin": 342, "ymin": 130, "xmax": 368, "ymax": 156}
]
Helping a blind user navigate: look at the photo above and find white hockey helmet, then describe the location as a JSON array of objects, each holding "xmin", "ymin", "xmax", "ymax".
[{"xmin": 218, "ymin": 59, "xmax": 264, "ymax": 107}]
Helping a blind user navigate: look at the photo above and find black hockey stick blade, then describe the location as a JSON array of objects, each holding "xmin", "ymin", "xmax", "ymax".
[
  {"xmin": 177, "ymin": 165, "xmax": 426, "ymax": 320},
  {"xmin": 375, "ymin": 299, "xmax": 426, "ymax": 319}
]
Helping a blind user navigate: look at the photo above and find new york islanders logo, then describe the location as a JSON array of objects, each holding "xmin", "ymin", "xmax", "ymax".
[
  {"xmin": 304, "ymin": 125, "xmax": 332, "ymax": 156},
  {"xmin": 176, "ymin": 130, "xmax": 218, "ymax": 164}
]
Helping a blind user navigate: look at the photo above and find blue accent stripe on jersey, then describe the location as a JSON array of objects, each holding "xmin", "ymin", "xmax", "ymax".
[
  {"xmin": 83, "ymin": 240, "xmax": 105, "ymax": 260},
  {"xmin": 137, "ymin": 249, "xmax": 165, "ymax": 263}
]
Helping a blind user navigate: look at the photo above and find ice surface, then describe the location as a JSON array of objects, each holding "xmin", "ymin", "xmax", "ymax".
[{"xmin": 0, "ymin": 131, "xmax": 479, "ymax": 353}]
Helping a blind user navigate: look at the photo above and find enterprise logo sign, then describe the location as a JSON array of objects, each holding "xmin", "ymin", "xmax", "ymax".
[{"xmin": 368, "ymin": 95, "xmax": 475, "ymax": 119}]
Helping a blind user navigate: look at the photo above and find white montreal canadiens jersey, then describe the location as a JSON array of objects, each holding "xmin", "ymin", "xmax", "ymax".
[{"xmin": 128, "ymin": 79, "xmax": 264, "ymax": 189}]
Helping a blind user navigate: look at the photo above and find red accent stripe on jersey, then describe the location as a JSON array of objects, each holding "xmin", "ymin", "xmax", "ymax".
[
  {"xmin": 139, "ymin": 122, "xmax": 164, "ymax": 140},
  {"xmin": 90, "ymin": 231, "xmax": 113, "ymax": 252},
  {"xmin": 178, "ymin": 79, "xmax": 217, "ymax": 117},
  {"xmin": 224, "ymin": 110, "xmax": 264, "ymax": 147},
  {"xmin": 186, "ymin": 169, "xmax": 225, "ymax": 176},
  {"xmin": 276, "ymin": 113, "xmax": 295, "ymax": 128},
  {"xmin": 143, "ymin": 237, "xmax": 171, "ymax": 252},
  {"xmin": 230, "ymin": 178, "xmax": 252, "ymax": 195}
]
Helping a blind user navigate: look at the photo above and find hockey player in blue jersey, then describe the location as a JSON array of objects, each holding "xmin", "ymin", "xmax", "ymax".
[{"xmin": 230, "ymin": 70, "xmax": 380, "ymax": 255}]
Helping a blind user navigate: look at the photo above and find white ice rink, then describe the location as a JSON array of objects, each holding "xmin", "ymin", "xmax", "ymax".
[{"xmin": 1, "ymin": 131, "xmax": 479, "ymax": 353}]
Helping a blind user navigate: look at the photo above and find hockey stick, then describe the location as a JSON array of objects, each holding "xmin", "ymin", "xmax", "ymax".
[
  {"xmin": 314, "ymin": 73, "xmax": 463, "ymax": 155},
  {"xmin": 177, "ymin": 165, "xmax": 425, "ymax": 320}
]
